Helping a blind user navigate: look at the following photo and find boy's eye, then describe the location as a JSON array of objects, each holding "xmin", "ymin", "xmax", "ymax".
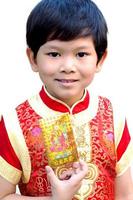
[
  {"xmin": 76, "ymin": 52, "xmax": 89, "ymax": 57},
  {"xmin": 47, "ymin": 52, "xmax": 60, "ymax": 57}
]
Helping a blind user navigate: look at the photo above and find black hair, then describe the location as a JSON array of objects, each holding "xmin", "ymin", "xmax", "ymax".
[{"xmin": 26, "ymin": 0, "xmax": 108, "ymax": 61}]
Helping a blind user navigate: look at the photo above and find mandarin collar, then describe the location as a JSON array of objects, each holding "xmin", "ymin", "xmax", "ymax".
[{"xmin": 39, "ymin": 86, "xmax": 89, "ymax": 114}]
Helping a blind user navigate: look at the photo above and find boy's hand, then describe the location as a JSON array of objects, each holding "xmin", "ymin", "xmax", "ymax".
[{"xmin": 45, "ymin": 160, "xmax": 88, "ymax": 200}]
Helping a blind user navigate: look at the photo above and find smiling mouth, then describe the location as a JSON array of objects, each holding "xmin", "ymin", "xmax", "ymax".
[{"xmin": 55, "ymin": 79, "xmax": 78, "ymax": 83}]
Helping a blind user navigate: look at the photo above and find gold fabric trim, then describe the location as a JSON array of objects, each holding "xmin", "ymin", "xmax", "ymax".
[
  {"xmin": 72, "ymin": 117, "xmax": 99, "ymax": 199},
  {"xmin": 116, "ymin": 140, "xmax": 133, "ymax": 176},
  {"xmin": 111, "ymin": 100, "xmax": 125, "ymax": 148},
  {"xmin": 0, "ymin": 156, "xmax": 22, "ymax": 184},
  {"xmin": 3, "ymin": 110, "xmax": 31, "ymax": 183}
]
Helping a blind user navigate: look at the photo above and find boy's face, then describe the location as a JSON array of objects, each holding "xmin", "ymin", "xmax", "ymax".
[{"xmin": 27, "ymin": 37, "xmax": 106, "ymax": 107}]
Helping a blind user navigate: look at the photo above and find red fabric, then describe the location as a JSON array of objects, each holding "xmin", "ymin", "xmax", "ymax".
[
  {"xmin": 117, "ymin": 120, "xmax": 131, "ymax": 161},
  {"xmin": 0, "ymin": 117, "xmax": 21, "ymax": 170},
  {"xmin": 72, "ymin": 92, "xmax": 89, "ymax": 114},
  {"xmin": 16, "ymin": 100, "xmax": 51, "ymax": 196},
  {"xmin": 39, "ymin": 86, "xmax": 89, "ymax": 114}
]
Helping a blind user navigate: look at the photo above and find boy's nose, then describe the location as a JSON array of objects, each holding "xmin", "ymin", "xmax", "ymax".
[{"xmin": 60, "ymin": 57, "xmax": 76, "ymax": 73}]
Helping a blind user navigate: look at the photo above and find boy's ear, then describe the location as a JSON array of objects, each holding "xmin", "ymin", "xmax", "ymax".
[
  {"xmin": 26, "ymin": 48, "xmax": 38, "ymax": 72},
  {"xmin": 96, "ymin": 50, "xmax": 108, "ymax": 73}
]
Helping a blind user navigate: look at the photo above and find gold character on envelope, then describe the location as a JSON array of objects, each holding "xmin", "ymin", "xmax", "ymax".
[{"xmin": 39, "ymin": 113, "xmax": 78, "ymax": 177}]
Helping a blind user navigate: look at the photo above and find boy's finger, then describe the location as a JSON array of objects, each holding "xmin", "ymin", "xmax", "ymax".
[
  {"xmin": 59, "ymin": 169, "xmax": 73, "ymax": 180},
  {"xmin": 71, "ymin": 160, "xmax": 88, "ymax": 182},
  {"xmin": 79, "ymin": 160, "xmax": 88, "ymax": 171},
  {"xmin": 45, "ymin": 166, "xmax": 59, "ymax": 185},
  {"xmin": 73, "ymin": 162, "xmax": 80, "ymax": 174}
]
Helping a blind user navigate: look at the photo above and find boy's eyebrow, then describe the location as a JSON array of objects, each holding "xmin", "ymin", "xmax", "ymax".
[
  {"xmin": 75, "ymin": 46, "xmax": 93, "ymax": 50},
  {"xmin": 43, "ymin": 45, "xmax": 62, "ymax": 50}
]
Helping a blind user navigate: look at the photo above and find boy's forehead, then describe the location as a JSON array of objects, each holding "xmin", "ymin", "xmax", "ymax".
[{"xmin": 42, "ymin": 37, "xmax": 94, "ymax": 49}]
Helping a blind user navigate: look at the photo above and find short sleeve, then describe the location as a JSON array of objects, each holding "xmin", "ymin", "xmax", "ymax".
[
  {"xmin": 0, "ymin": 110, "xmax": 31, "ymax": 184},
  {"xmin": 0, "ymin": 116, "xmax": 22, "ymax": 184},
  {"xmin": 112, "ymin": 100, "xmax": 133, "ymax": 176}
]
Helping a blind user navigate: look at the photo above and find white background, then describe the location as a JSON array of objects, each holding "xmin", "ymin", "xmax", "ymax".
[{"xmin": 0, "ymin": 0, "xmax": 133, "ymax": 175}]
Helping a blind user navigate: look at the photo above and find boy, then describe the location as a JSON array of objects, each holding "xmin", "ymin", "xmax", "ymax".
[{"xmin": 0, "ymin": 0, "xmax": 133, "ymax": 199}]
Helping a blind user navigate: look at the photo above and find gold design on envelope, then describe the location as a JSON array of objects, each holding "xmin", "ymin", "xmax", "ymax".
[{"xmin": 39, "ymin": 114, "xmax": 78, "ymax": 175}]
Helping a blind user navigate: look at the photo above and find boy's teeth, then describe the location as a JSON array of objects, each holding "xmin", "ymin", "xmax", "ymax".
[{"xmin": 61, "ymin": 80, "xmax": 74, "ymax": 83}]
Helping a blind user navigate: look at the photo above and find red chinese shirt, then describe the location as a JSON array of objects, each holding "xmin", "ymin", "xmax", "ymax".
[{"xmin": 0, "ymin": 86, "xmax": 133, "ymax": 200}]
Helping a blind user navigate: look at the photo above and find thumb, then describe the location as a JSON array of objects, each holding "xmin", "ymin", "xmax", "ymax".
[{"xmin": 45, "ymin": 166, "xmax": 58, "ymax": 185}]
